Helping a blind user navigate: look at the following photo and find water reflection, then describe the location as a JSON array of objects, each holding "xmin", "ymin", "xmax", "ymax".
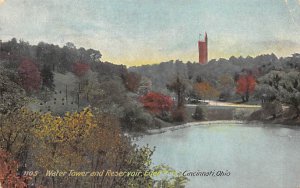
[{"xmin": 136, "ymin": 122, "xmax": 300, "ymax": 188}]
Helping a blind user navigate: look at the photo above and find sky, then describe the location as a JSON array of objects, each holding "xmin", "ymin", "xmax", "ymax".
[{"xmin": 0, "ymin": 0, "xmax": 300, "ymax": 66}]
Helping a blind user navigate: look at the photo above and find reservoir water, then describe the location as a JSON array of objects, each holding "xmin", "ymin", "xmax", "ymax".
[{"xmin": 136, "ymin": 121, "xmax": 300, "ymax": 188}]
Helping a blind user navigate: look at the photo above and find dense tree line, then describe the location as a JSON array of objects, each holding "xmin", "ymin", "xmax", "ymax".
[
  {"xmin": 131, "ymin": 53, "xmax": 300, "ymax": 121},
  {"xmin": 130, "ymin": 54, "xmax": 299, "ymax": 100},
  {"xmin": 0, "ymin": 38, "xmax": 125, "ymax": 77}
]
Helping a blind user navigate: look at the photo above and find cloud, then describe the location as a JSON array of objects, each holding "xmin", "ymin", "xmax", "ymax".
[{"xmin": 0, "ymin": 0, "xmax": 5, "ymax": 5}]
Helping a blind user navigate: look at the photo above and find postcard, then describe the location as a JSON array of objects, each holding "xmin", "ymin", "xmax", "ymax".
[{"xmin": 0, "ymin": 0, "xmax": 300, "ymax": 188}]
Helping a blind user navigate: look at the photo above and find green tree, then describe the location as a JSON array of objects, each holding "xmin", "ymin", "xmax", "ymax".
[{"xmin": 259, "ymin": 70, "xmax": 300, "ymax": 118}]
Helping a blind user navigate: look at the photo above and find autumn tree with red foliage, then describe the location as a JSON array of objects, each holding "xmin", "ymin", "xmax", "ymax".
[
  {"xmin": 140, "ymin": 92, "xmax": 174, "ymax": 117},
  {"xmin": 236, "ymin": 74, "xmax": 256, "ymax": 102},
  {"xmin": 72, "ymin": 62, "xmax": 90, "ymax": 77},
  {"xmin": 17, "ymin": 59, "xmax": 41, "ymax": 92},
  {"xmin": 0, "ymin": 149, "xmax": 29, "ymax": 188}
]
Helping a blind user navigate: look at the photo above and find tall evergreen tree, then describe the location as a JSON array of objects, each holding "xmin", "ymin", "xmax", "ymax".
[
  {"xmin": 41, "ymin": 65, "xmax": 54, "ymax": 90},
  {"xmin": 166, "ymin": 76, "xmax": 186, "ymax": 107}
]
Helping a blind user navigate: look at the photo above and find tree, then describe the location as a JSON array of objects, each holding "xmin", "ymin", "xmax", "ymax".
[
  {"xmin": 0, "ymin": 149, "xmax": 29, "ymax": 188},
  {"xmin": 150, "ymin": 165, "xmax": 189, "ymax": 188},
  {"xmin": 259, "ymin": 71, "xmax": 300, "ymax": 118},
  {"xmin": 85, "ymin": 112, "xmax": 153, "ymax": 187},
  {"xmin": 57, "ymin": 45, "xmax": 76, "ymax": 73},
  {"xmin": 195, "ymin": 75, "xmax": 202, "ymax": 83},
  {"xmin": 31, "ymin": 108, "xmax": 171, "ymax": 187},
  {"xmin": 78, "ymin": 48, "xmax": 102, "ymax": 64},
  {"xmin": 217, "ymin": 74, "xmax": 234, "ymax": 100},
  {"xmin": 256, "ymin": 70, "xmax": 283, "ymax": 103},
  {"xmin": 139, "ymin": 92, "xmax": 174, "ymax": 117},
  {"xmin": 36, "ymin": 42, "xmax": 59, "ymax": 71},
  {"xmin": 166, "ymin": 76, "xmax": 188, "ymax": 122},
  {"xmin": 33, "ymin": 108, "xmax": 96, "ymax": 187},
  {"xmin": 0, "ymin": 69, "xmax": 28, "ymax": 114},
  {"xmin": 194, "ymin": 82, "xmax": 219, "ymax": 101},
  {"xmin": 17, "ymin": 59, "xmax": 41, "ymax": 92},
  {"xmin": 65, "ymin": 42, "xmax": 76, "ymax": 49},
  {"xmin": 167, "ymin": 76, "xmax": 186, "ymax": 107},
  {"xmin": 122, "ymin": 72, "xmax": 141, "ymax": 92},
  {"xmin": 0, "ymin": 96, "xmax": 187, "ymax": 187},
  {"xmin": 236, "ymin": 74, "xmax": 256, "ymax": 102},
  {"xmin": 72, "ymin": 62, "xmax": 90, "ymax": 77},
  {"xmin": 121, "ymin": 101, "xmax": 154, "ymax": 132},
  {"xmin": 40, "ymin": 65, "xmax": 54, "ymax": 90},
  {"xmin": 0, "ymin": 108, "xmax": 39, "ymax": 179}
]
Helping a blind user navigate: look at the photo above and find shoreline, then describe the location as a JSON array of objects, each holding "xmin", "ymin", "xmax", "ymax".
[
  {"xmin": 137, "ymin": 119, "xmax": 300, "ymax": 136},
  {"xmin": 129, "ymin": 102, "xmax": 300, "ymax": 137},
  {"xmin": 146, "ymin": 120, "xmax": 245, "ymax": 135}
]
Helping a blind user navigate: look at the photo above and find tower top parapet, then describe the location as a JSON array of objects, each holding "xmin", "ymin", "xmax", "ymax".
[
  {"xmin": 198, "ymin": 32, "xmax": 208, "ymax": 64},
  {"xmin": 198, "ymin": 32, "xmax": 207, "ymax": 42}
]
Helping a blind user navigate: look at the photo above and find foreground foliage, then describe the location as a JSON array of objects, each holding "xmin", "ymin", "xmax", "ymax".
[
  {"xmin": 0, "ymin": 150, "xmax": 29, "ymax": 188},
  {"xmin": 0, "ymin": 108, "xmax": 187, "ymax": 187}
]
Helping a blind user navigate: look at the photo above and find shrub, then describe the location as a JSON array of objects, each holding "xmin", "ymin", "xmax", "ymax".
[
  {"xmin": 193, "ymin": 106, "xmax": 205, "ymax": 120},
  {"xmin": 139, "ymin": 92, "xmax": 174, "ymax": 119},
  {"xmin": 121, "ymin": 102, "xmax": 153, "ymax": 132},
  {"xmin": 172, "ymin": 107, "xmax": 186, "ymax": 122},
  {"xmin": 262, "ymin": 101, "xmax": 283, "ymax": 119}
]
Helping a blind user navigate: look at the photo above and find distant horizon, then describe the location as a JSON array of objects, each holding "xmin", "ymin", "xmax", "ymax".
[
  {"xmin": 1, "ymin": 0, "xmax": 300, "ymax": 66},
  {"xmin": 1, "ymin": 36, "xmax": 299, "ymax": 68}
]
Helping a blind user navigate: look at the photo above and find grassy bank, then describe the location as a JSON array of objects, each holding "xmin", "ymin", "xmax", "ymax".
[{"xmin": 185, "ymin": 104, "xmax": 260, "ymax": 122}]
